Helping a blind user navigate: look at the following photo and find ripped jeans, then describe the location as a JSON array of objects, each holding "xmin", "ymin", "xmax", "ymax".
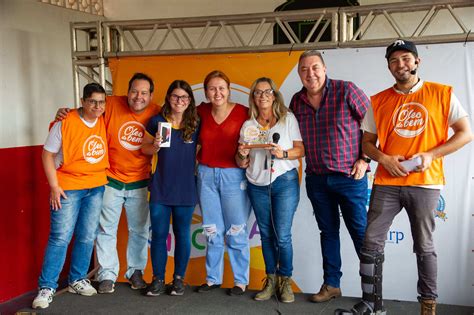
[{"xmin": 197, "ymin": 164, "xmax": 251, "ymax": 286}]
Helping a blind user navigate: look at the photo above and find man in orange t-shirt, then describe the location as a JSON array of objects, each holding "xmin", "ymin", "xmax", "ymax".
[
  {"xmin": 343, "ymin": 40, "xmax": 472, "ymax": 315},
  {"xmin": 33, "ymin": 83, "xmax": 108, "ymax": 309},
  {"xmin": 56, "ymin": 73, "xmax": 161, "ymax": 294}
]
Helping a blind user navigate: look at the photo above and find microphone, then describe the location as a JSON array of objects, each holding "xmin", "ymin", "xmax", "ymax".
[
  {"xmin": 272, "ymin": 132, "xmax": 280, "ymax": 145},
  {"xmin": 271, "ymin": 132, "xmax": 280, "ymax": 164},
  {"xmin": 410, "ymin": 61, "xmax": 418, "ymax": 75},
  {"xmin": 272, "ymin": 133, "xmax": 280, "ymax": 159},
  {"xmin": 265, "ymin": 132, "xmax": 280, "ymax": 170}
]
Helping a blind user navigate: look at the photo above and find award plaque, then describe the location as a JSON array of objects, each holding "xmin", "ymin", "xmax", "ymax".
[{"xmin": 241, "ymin": 125, "xmax": 273, "ymax": 149}]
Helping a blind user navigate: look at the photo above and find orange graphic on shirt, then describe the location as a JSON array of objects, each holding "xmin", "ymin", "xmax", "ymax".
[
  {"xmin": 392, "ymin": 102, "xmax": 428, "ymax": 138},
  {"xmin": 118, "ymin": 121, "xmax": 145, "ymax": 151},
  {"xmin": 83, "ymin": 135, "xmax": 106, "ymax": 164}
]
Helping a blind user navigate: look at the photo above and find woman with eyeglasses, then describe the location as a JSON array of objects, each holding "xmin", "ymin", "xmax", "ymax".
[
  {"xmin": 141, "ymin": 80, "xmax": 200, "ymax": 297},
  {"xmin": 196, "ymin": 70, "xmax": 252, "ymax": 296},
  {"xmin": 236, "ymin": 77, "xmax": 304, "ymax": 303}
]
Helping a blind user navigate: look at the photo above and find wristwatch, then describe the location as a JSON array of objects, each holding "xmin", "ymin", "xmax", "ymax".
[
  {"xmin": 283, "ymin": 151, "xmax": 289, "ymax": 159},
  {"xmin": 360, "ymin": 156, "xmax": 371, "ymax": 163}
]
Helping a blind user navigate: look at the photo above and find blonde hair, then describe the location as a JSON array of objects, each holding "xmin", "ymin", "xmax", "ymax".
[{"xmin": 248, "ymin": 77, "xmax": 287, "ymax": 123}]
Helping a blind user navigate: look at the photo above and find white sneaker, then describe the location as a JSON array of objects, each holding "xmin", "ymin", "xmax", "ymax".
[
  {"xmin": 32, "ymin": 288, "xmax": 55, "ymax": 309},
  {"xmin": 68, "ymin": 279, "xmax": 97, "ymax": 296}
]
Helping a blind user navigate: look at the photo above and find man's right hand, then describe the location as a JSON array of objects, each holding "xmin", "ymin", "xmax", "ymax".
[
  {"xmin": 55, "ymin": 107, "xmax": 71, "ymax": 121},
  {"xmin": 379, "ymin": 154, "xmax": 409, "ymax": 177},
  {"xmin": 50, "ymin": 186, "xmax": 67, "ymax": 211}
]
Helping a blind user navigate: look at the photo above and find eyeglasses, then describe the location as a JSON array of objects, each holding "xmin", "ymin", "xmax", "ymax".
[
  {"xmin": 86, "ymin": 99, "xmax": 106, "ymax": 106},
  {"xmin": 253, "ymin": 89, "xmax": 274, "ymax": 97},
  {"xmin": 170, "ymin": 94, "xmax": 191, "ymax": 102}
]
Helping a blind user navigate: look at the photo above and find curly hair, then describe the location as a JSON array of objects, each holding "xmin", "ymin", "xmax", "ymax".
[{"xmin": 161, "ymin": 80, "xmax": 199, "ymax": 142}]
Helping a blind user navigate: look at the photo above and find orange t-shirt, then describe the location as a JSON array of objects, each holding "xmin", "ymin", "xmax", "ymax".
[
  {"xmin": 104, "ymin": 96, "xmax": 161, "ymax": 183},
  {"xmin": 57, "ymin": 110, "xmax": 109, "ymax": 190},
  {"xmin": 371, "ymin": 81, "xmax": 451, "ymax": 186}
]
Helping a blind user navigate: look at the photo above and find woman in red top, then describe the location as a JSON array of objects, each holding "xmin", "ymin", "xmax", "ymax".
[{"xmin": 196, "ymin": 70, "xmax": 251, "ymax": 296}]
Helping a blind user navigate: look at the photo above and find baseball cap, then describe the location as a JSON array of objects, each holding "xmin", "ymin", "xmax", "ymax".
[{"xmin": 385, "ymin": 39, "xmax": 418, "ymax": 59}]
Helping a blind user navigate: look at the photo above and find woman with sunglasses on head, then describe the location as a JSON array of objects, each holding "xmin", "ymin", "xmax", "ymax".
[
  {"xmin": 236, "ymin": 77, "xmax": 304, "ymax": 303},
  {"xmin": 141, "ymin": 80, "xmax": 200, "ymax": 297},
  {"xmin": 196, "ymin": 70, "xmax": 252, "ymax": 296}
]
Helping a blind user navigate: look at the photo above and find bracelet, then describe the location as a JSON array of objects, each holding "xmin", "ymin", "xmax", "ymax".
[
  {"xmin": 360, "ymin": 156, "xmax": 371, "ymax": 163},
  {"xmin": 283, "ymin": 150, "xmax": 289, "ymax": 159},
  {"xmin": 237, "ymin": 152, "xmax": 248, "ymax": 160}
]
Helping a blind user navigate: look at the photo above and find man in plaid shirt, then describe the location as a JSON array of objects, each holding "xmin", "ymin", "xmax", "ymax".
[{"xmin": 290, "ymin": 50, "xmax": 371, "ymax": 303}]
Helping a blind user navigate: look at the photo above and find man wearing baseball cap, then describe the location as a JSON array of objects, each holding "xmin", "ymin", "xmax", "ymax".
[{"xmin": 338, "ymin": 39, "xmax": 471, "ymax": 314}]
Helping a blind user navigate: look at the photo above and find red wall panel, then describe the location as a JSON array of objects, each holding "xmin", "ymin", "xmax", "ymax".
[{"xmin": 0, "ymin": 146, "xmax": 50, "ymax": 302}]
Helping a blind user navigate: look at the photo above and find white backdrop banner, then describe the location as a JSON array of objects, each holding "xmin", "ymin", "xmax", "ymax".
[
  {"xmin": 109, "ymin": 42, "xmax": 473, "ymax": 306},
  {"xmin": 284, "ymin": 42, "xmax": 474, "ymax": 306}
]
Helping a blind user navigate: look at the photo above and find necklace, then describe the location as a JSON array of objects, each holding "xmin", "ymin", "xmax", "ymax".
[{"xmin": 258, "ymin": 116, "xmax": 275, "ymax": 130}]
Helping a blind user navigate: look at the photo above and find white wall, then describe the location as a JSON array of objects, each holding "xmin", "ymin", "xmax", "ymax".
[
  {"xmin": 0, "ymin": 0, "xmax": 103, "ymax": 148},
  {"xmin": 103, "ymin": 0, "xmax": 409, "ymax": 20},
  {"xmin": 103, "ymin": 0, "xmax": 286, "ymax": 20}
]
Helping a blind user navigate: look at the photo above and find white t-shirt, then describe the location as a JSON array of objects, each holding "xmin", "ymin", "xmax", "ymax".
[
  {"xmin": 360, "ymin": 80, "xmax": 468, "ymax": 189},
  {"xmin": 44, "ymin": 117, "xmax": 98, "ymax": 169},
  {"xmin": 239, "ymin": 112, "xmax": 302, "ymax": 186}
]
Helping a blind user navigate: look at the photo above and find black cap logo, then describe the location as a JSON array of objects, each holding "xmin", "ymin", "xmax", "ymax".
[{"xmin": 385, "ymin": 39, "xmax": 418, "ymax": 59}]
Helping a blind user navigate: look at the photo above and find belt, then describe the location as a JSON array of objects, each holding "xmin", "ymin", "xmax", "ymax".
[{"xmin": 106, "ymin": 177, "xmax": 149, "ymax": 190}]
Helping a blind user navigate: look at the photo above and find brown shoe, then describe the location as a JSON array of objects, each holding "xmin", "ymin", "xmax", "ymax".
[
  {"xmin": 310, "ymin": 284, "xmax": 341, "ymax": 303},
  {"xmin": 420, "ymin": 298, "xmax": 436, "ymax": 315}
]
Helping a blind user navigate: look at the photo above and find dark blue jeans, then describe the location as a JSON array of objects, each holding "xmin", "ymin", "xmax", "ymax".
[
  {"xmin": 306, "ymin": 173, "xmax": 367, "ymax": 288},
  {"xmin": 149, "ymin": 203, "xmax": 195, "ymax": 280},
  {"xmin": 248, "ymin": 169, "xmax": 300, "ymax": 277}
]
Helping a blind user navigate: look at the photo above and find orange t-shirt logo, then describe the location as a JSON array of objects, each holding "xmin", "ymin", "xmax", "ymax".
[
  {"xmin": 118, "ymin": 121, "xmax": 145, "ymax": 151},
  {"xmin": 392, "ymin": 102, "xmax": 428, "ymax": 138},
  {"xmin": 83, "ymin": 135, "xmax": 107, "ymax": 164}
]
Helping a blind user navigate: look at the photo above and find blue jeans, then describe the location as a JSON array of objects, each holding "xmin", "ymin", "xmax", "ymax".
[
  {"xmin": 248, "ymin": 169, "xmax": 299, "ymax": 277},
  {"xmin": 197, "ymin": 164, "xmax": 251, "ymax": 286},
  {"xmin": 38, "ymin": 186, "xmax": 104, "ymax": 289},
  {"xmin": 149, "ymin": 203, "xmax": 194, "ymax": 280},
  {"xmin": 96, "ymin": 185, "xmax": 150, "ymax": 282},
  {"xmin": 305, "ymin": 173, "xmax": 367, "ymax": 288}
]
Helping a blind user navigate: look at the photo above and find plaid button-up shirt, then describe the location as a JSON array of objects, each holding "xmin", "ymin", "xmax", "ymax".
[{"xmin": 290, "ymin": 77, "xmax": 370, "ymax": 175}]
